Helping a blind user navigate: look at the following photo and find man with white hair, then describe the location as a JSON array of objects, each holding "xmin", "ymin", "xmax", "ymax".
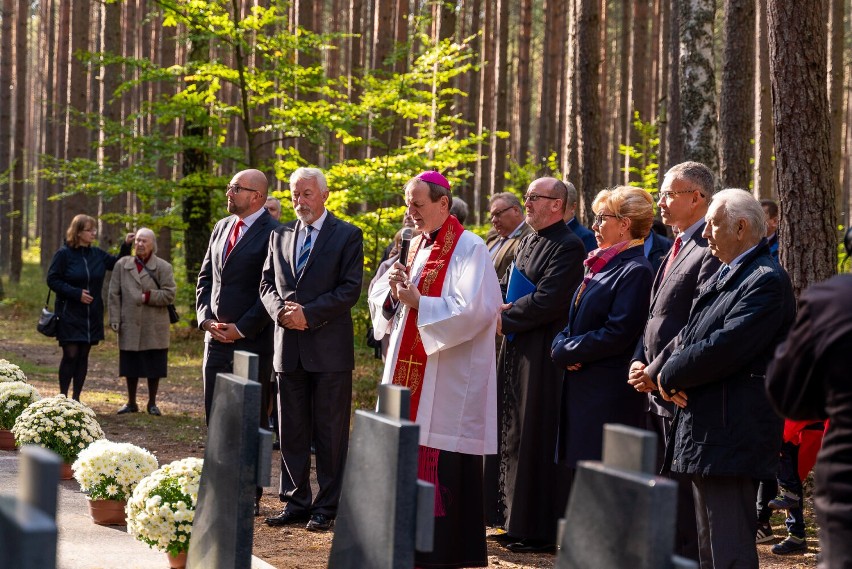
[{"xmin": 654, "ymin": 189, "xmax": 796, "ymax": 569}]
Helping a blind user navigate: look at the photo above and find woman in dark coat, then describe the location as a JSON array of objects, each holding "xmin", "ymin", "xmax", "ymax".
[
  {"xmin": 551, "ymin": 186, "xmax": 655, "ymax": 467},
  {"xmin": 46, "ymin": 214, "xmax": 133, "ymax": 400}
]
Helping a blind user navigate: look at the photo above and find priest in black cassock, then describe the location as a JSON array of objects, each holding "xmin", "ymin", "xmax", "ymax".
[{"xmin": 494, "ymin": 177, "xmax": 585, "ymax": 553}]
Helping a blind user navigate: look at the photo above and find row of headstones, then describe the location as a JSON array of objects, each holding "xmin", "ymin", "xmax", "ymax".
[{"xmin": 0, "ymin": 349, "xmax": 697, "ymax": 569}]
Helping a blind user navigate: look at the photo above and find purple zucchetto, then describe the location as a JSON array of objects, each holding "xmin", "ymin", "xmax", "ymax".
[{"xmin": 415, "ymin": 170, "xmax": 451, "ymax": 190}]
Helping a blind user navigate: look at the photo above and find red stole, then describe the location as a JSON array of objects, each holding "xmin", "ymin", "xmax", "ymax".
[{"xmin": 391, "ymin": 215, "xmax": 463, "ymax": 421}]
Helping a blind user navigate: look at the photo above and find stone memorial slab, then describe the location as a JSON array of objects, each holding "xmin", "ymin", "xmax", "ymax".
[
  {"xmin": 556, "ymin": 423, "xmax": 697, "ymax": 569},
  {"xmin": 188, "ymin": 351, "xmax": 271, "ymax": 569},
  {"xmin": 328, "ymin": 384, "xmax": 434, "ymax": 569},
  {"xmin": 0, "ymin": 445, "xmax": 60, "ymax": 569}
]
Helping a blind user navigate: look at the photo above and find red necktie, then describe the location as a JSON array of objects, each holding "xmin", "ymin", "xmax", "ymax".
[
  {"xmin": 225, "ymin": 220, "xmax": 244, "ymax": 260},
  {"xmin": 662, "ymin": 236, "xmax": 682, "ymax": 278}
]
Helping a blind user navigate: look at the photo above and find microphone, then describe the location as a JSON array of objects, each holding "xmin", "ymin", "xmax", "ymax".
[{"xmin": 398, "ymin": 227, "xmax": 414, "ymax": 270}]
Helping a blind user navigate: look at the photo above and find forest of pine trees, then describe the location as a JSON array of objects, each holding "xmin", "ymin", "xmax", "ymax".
[{"xmin": 0, "ymin": 0, "xmax": 847, "ymax": 296}]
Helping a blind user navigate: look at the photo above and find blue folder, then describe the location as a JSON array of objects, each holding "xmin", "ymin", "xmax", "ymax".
[{"xmin": 505, "ymin": 263, "xmax": 536, "ymax": 341}]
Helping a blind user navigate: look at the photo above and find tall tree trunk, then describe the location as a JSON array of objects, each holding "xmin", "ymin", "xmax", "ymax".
[
  {"xmin": 752, "ymin": 0, "xmax": 773, "ymax": 198},
  {"xmin": 66, "ymin": 0, "xmax": 91, "ymax": 218},
  {"xmin": 0, "ymin": 0, "xmax": 13, "ymax": 272},
  {"xmin": 767, "ymin": 0, "xmax": 837, "ymax": 295},
  {"xmin": 624, "ymin": 0, "xmax": 650, "ymax": 183},
  {"xmin": 718, "ymin": 0, "xmax": 754, "ymax": 189},
  {"xmin": 665, "ymin": 0, "xmax": 683, "ymax": 170},
  {"xmin": 577, "ymin": 0, "xmax": 602, "ymax": 223},
  {"xmin": 516, "ymin": 0, "xmax": 532, "ymax": 164},
  {"xmin": 99, "ymin": 0, "xmax": 122, "ymax": 251},
  {"xmin": 657, "ymin": 0, "xmax": 670, "ymax": 176},
  {"xmin": 827, "ymin": 0, "xmax": 845, "ymax": 222},
  {"xmin": 563, "ymin": 0, "xmax": 579, "ymax": 185},
  {"xmin": 490, "ymin": 0, "xmax": 510, "ymax": 198},
  {"xmin": 155, "ymin": 18, "xmax": 177, "ymax": 261},
  {"xmin": 347, "ymin": 0, "xmax": 365, "ymax": 160},
  {"xmin": 537, "ymin": 0, "xmax": 565, "ymax": 167},
  {"xmin": 295, "ymin": 0, "xmax": 319, "ymax": 165},
  {"xmin": 39, "ymin": 0, "xmax": 59, "ymax": 271},
  {"xmin": 55, "ymin": 0, "xmax": 71, "ymax": 236},
  {"xmin": 679, "ymin": 0, "xmax": 718, "ymax": 171},
  {"xmin": 615, "ymin": 0, "xmax": 629, "ymax": 182},
  {"xmin": 475, "ymin": 0, "xmax": 494, "ymax": 207},
  {"xmin": 9, "ymin": 0, "xmax": 27, "ymax": 282}
]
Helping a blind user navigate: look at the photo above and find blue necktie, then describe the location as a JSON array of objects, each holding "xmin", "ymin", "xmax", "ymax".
[
  {"xmin": 296, "ymin": 225, "xmax": 314, "ymax": 275},
  {"xmin": 718, "ymin": 264, "xmax": 731, "ymax": 281}
]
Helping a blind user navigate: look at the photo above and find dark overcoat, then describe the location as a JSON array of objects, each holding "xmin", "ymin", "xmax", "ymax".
[
  {"xmin": 496, "ymin": 220, "xmax": 584, "ymax": 541},
  {"xmin": 658, "ymin": 241, "xmax": 795, "ymax": 479},
  {"xmin": 47, "ymin": 242, "xmax": 131, "ymax": 345},
  {"xmin": 551, "ymin": 245, "xmax": 653, "ymax": 466}
]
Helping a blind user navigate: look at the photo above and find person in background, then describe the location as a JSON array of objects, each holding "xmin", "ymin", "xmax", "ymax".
[
  {"xmin": 628, "ymin": 160, "xmax": 719, "ymax": 561},
  {"xmin": 265, "ymin": 196, "xmax": 282, "ymax": 221},
  {"xmin": 495, "ymin": 178, "xmax": 584, "ymax": 553},
  {"xmin": 485, "ymin": 192, "xmax": 533, "ymax": 283},
  {"xmin": 109, "ymin": 228, "xmax": 176, "ymax": 416},
  {"xmin": 551, "ymin": 186, "xmax": 654, "ymax": 481},
  {"xmin": 450, "ymin": 196, "xmax": 469, "ymax": 225},
  {"xmin": 562, "ymin": 180, "xmax": 597, "ymax": 253},
  {"xmin": 656, "ymin": 189, "xmax": 795, "ymax": 569},
  {"xmin": 761, "ymin": 198, "xmax": 779, "ymax": 259},
  {"xmin": 47, "ymin": 214, "xmax": 134, "ymax": 401}
]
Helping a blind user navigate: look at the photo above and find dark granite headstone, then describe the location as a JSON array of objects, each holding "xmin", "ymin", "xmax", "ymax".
[
  {"xmin": 556, "ymin": 424, "xmax": 698, "ymax": 569},
  {"xmin": 328, "ymin": 384, "xmax": 434, "ymax": 569},
  {"xmin": 0, "ymin": 445, "xmax": 59, "ymax": 569},
  {"xmin": 188, "ymin": 350, "xmax": 272, "ymax": 569}
]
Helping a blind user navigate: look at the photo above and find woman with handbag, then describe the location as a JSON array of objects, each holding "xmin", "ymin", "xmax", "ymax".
[
  {"xmin": 107, "ymin": 228, "xmax": 176, "ymax": 416},
  {"xmin": 47, "ymin": 214, "xmax": 134, "ymax": 401}
]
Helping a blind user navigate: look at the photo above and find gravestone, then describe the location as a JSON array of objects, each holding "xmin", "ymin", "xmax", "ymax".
[
  {"xmin": 328, "ymin": 384, "xmax": 434, "ymax": 569},
  {"xmin": 0, "ymin": 445, "xmax": 60, "ymax": 569},
  {"xmin": 187, "ymin": 351, "xmax": 273, "ymax": 569},
  {"xmin": 556, "ymin": 424, "xmax": 698, "ymax": 569}
]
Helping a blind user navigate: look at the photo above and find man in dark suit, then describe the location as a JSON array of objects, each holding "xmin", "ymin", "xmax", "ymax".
[
  {"xmin": 761, "ymin": 198, "xmax": 779, "ymax": 259},
  {"xmin": 562, "ymin": 180, "xmax": 597, "ymax": 253},
  {"xmin": 628, "ymin": 161, "xmax": 720, "ymax": 560},
  {"xmin": 485, "ymin": 192, "xmax": 533, "ymax": 282},
  {"xmin": 654, "ymin": 189, "xmax": 795, "ymax": 569},
  {"xmin": 260, "ymin": 167, "xmax": 363, "ymax": 532},
  {"xmin": 196, "ymin": 168, "xmax": 276, "ymax": 424}
]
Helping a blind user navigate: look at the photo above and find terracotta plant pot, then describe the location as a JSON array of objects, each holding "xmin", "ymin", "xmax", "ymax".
[
  {"xmin": 88, "ymin": 499, "xmax": 127, "ymax": 525},
  {"xmin": 60, "ymin": 462, "xmax": 73, "ymax": 480},
  {"xmin": 167, "ymin": 550, "xmax": 187, "ymax": 569},
  {"xmin": 0, "ymin": 428, "xmax": 16, "ymax": 451}
]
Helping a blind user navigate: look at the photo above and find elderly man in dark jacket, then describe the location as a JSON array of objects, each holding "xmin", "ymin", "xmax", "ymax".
[{"xmin": 655, "ymin": 189, "xmax": 796, "ymax": 569}]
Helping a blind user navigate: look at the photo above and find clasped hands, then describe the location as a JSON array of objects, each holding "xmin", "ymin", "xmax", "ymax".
[
  {"xmin": 388, "ymin": 261, "xmax": 420, "ymax": 310},
  {"xmin": 627, "ymin": 361, "xmax": 688, "ymax": 409},
  {"xmin": 204, "ymin": 320, "xmax": 242, "ymax": 343},
  {"xmin": 278, "ymin": 301, "xmax": 308, "ymax": 330}
]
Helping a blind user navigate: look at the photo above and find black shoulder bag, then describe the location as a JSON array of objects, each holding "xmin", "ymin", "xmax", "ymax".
[
  {"xmin": 37, "ymin": 290, "xmax": 59, "ymax": 337},
  {"xmin": 140, "ymin": 264, "xmax": 180, "ymax": 324}
]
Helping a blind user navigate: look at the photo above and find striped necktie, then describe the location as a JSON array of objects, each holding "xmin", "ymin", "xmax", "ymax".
[
  {"xmin": 296, "ymin": 225, "xmax": 314, "ymax": 275},
  {"xmin": 718, "ymin": 264, "xmax": 731, "ymax": 281},
  {"xmin": 662, "ymin": 236, "xmax": 682, "ymax": 278}
]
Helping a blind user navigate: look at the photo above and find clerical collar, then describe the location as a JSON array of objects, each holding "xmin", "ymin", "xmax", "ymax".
[
  {"xmin": 535, "ymin": 219, "xmax": 565, "ymax": 236},
  {"xmin": 421, "ymin": 227, "xmax": 441, "ymax": 246}
]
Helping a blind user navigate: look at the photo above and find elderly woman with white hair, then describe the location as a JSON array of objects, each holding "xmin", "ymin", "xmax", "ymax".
[{"xmin": 108, "ymin": 227, "xmax": 176, "ymax": 415}]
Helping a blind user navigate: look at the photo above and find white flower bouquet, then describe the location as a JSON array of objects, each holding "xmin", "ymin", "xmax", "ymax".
[
  {"xmin": 0, "ymin": 359, "xmax": 27, "ymax": 383},
  {"xmin": 0, "ymin": 381, "xmax": 41, "ymax": 431},
  {"xmin": 11, "ymin": 395, "xmax": 105, "ymax": 463},
  {"xmin": 127, "ymin": 457, "xmax": 204, "ymax": 556},
  {"xmin": 72, "ymin": 440, "xmax": 159, "ymax": 501}
]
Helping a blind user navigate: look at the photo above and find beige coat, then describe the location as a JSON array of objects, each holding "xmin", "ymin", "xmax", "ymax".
[{"xmin": 108, "ymin": 255, "xmax": 176, "ymax": 352}]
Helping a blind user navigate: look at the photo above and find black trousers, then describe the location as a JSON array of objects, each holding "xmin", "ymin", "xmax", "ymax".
[
  {"xmin": 692, "ymin": 474, "xmax": 758, "ymax": 569},
  {"xmin": 202, "ymin": 340, "xmax": 272, "ymax": 429},
  {"xmin": 277, "ymin": 367, "xmax": 352, "ymax": 517}
]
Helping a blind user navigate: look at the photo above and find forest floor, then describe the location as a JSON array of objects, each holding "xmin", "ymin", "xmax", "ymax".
[{"xmin": 0, "ymin": 261, "xmax": 819, "ymax": 568}]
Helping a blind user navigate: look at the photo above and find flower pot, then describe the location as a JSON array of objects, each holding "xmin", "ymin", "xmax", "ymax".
[
  {"xmin": 0, "ymin": 428, "xmax": 16, "ymax": 451},
  {"xmin": 60, "ymin": 462, "xmax": 73, "ymax": 480},
  {"xmin": 166, "ymin": 550, "xmax": 187, "ymax": 569},
  {"xmin": 88, "ymin": 499, "xmax": 127, "ymax": 525}
]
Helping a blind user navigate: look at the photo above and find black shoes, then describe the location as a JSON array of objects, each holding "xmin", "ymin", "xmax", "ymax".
[
  {"xmin": 505, "ymin": 539, "xmax": 557, "ymax": 553},
  {"xmin": 306, "ymin": 513, "xmax": 334, "ymax": 532},
  {"xmin": 117, "ymin": 403, "xmax": 139, "ymax": 414},
  {"xmin": 147, "ymin": 404, "xmax": 162, "ymax": 416},
  {"xmin": 264, "ymin": 509, "xmax": 310, "ymax": 527}
]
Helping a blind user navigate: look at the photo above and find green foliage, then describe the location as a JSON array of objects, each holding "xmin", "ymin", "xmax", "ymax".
[
  {"xmin": 619, "ymin": 111, "xmax": 660, "ymax": 193},
  {"xmin": 504, "ymin": 152, "xmax": 563, "ymax": 197}
]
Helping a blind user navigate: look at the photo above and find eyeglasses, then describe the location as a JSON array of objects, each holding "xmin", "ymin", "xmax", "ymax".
[
  {"xmin": 490, "ymin": 205, "xmax": 514, "ymax": 219},
  {"xmin": 658, "ymin": 189, "xmax": 695, "ymax": 201},
  {"xmin": 226, "ymin": 184, "xmax": 259, "ymax": 195},
  {"xmin": 593, "ymin": 213, "xmax": 619, "ymax": 225},
  {"xmin": 523, "ymin": 193, "xmax": 560, "ymax": 202}
]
